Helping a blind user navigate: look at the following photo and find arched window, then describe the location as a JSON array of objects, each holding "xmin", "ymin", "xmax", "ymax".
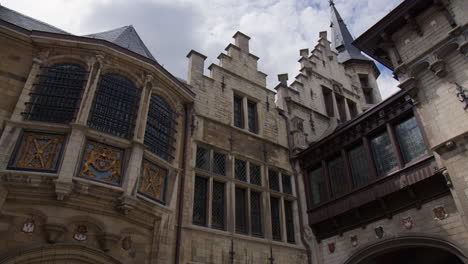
[
  {"xmin": 88, "ymin": 74, "xmax": 140, "ymax": 139},
  {"xmin": 24, "ymin": 64, "xmax": 87, "ymax": 123},
  {"xmin": 144, "ymin": 94, "xmax": 176, "ymax": 161}
]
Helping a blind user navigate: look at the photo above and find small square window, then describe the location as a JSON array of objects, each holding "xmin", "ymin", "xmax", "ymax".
[
  {"xmin": 269, "ymin": 169, "xmax": 280, "ymax": 192},
  {"xmin": 235, "ymin": 159, "xmax": 247, "ymax": 181},
  {"xmin": 212, "ymin": 152, "xmax": 226, "ymax": 176}
]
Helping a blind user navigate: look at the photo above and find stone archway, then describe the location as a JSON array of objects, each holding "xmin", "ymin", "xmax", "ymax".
[
  {"xmin": 344, "ymin": 234, "xmax": 468, "ymax": 264},
  {"xmin": 0, "ymin": 243, "xmax": 123, "ymax": 264}
]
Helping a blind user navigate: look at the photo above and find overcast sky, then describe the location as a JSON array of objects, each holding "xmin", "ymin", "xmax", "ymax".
[{"xmin": 3, "ymin": 0, "xmax": 403, "ymax": 98}]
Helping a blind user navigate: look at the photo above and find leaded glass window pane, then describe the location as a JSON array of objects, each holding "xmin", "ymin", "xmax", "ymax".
[
  {"xmin": 348, "ymin": 144, "xmax": 372, "ymax": 187},
  {"xmin": 395, "ymin": 116, "xmax": 428, "ymax": 164},
  {"xmin": 234, "ymin": 95, "xmax": 244, "ymax": 128},
  {"xmin": 270, "ymin": 196, "xmax": 281, "ymax": 241},
  {"xmin": 371, "ymin": 131, "xmax": 398, "ymax": 176},
  {"xmin": 235, "ymin": 187, "xmax": 247, "ymax": 234},
  {"xmin": 144, "ymin": 95, "xmax": 176, "ymax": 161},
  {"xmin": 195, "ymin": 146, "xmax": 210, "ymax": 171},
  {"xmin": 269, "ymin": 169, "xmax": 280, "ymax": 191},
  {"xmin": 235, "ymin": 159, "xmax": 247, "ymax": 181},
  {"xmin": 247, "ymin": 100, "xmax": 257, "ymax": 134},
  {"xmin": 193, "ymin": 176, "xmax": 208, "ymax": 226},
  {"xmin": 24, "ymin": 64, "xmax": 87, "ymax": 123},
  {"xmin": 282, "ymin": 174, "xmax": 292, "ymax": 195},
  {"xmin": 328, "ymin": 155, "xmax": 348, "ymax": 197},
  {"xmin": 285, "ymin": 200, "xmax": 295, "ymax": 243},
  {"xmin": 251, "ymin": 191, "xmax": 262, "ymax": 237},
  {"xmin": 88, "ymin": 74, "xmax": 139, "ymax": 139},
  {"xmin": 212, "ymin": 152, "xmax": 226, "ymax": 175},
  {"xmin": 250, "ymin": 163, "xmax": 262, "ymax": 186},
  {"xmin": 308, "ymin": 167, "xmax": 326, "ymax": 205},
  {"xmin": 212, "ymin": 181, "xmax": 225, "ymax": 230}
]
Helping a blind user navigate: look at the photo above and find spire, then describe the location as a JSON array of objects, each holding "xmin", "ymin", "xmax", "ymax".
[{"xmin": 330, "ymin": 2, "xmax": 371, "ymax": 63}]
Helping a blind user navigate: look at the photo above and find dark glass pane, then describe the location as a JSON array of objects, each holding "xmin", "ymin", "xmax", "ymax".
[
  {"xmin": 235, "ymin": 187, "xmax": 247, "ymax": 233},
  {"xmin": 336, "ymin": 95, "xmax": 346, "ymax": 122},
  {"xmin": 88, "ymin": 74, "xmax": 139, "ymax": 139},
  {"xmin": 348, "ymin": 144, "xmax": 372, "ymax": 187},
  {"xmin": 328, "ymin": 155, "xmax": 348, "ymax": 197},
  {"xmin": 308, "ymin": 167, "xmax": 326, "ymax": 205},
  {"xmin": 144, "ymin": 95, "xmax": 176, "ymax": 161},
  {"xmin": 212, "ymin": 181, "xmax": 225, "ymax": 230},
  {"xmin": 247, "ymin": 100, "xmax": 257, "ymax": 133},
  {"xmin": 323, "ymin": 88, "xmax": 334, "ymax": 117},
  {"xmin": 193, "ymin": 176, "xmax": 208, "ymax": 226},
  {"xmin": 285, "ymin": 200, "xmax": 295, "ymax": 243},
  {"xmin": 195, "ymin": 146, "xmax": 210, "ymax": 171},
  {"xmin": 364, "ymin": 90, "xmax": 373, "ymax": 104},
  {"xmin": 347, "ymin": 100, "xmax": 358, "ymax": 119},
  {"xmin": 212, "ymin": 152, "xmax": 226, "ymax": 175},
  {"xmin": 371, "ymin": 131, "xmax": 398, "ymax": 176},
  {"xmin": 251, "ymin": 191, "xmax": 262, "ymax": 237},
  {"xmin": 269, "ymin": 169, "xmax": 280, "ymax": 191},
  {"xmin": 24, "ymin": 64, "xmax": 87, "ymax": 123},
  {"xmin": 270, "ymin": 196, "xmax": 281, "ymax": 241},
  {"xmin": 395, "ymin": 116, "xmax": 428, "ymax": 164},
  {"xmin": 250, "ymin": 163, "xmax": 262, "ymax": 186},
  {"xmin": 235, "ymin": 159, "xmax": 247, "ymax": 181},
  {"xmin": 234, "ymin": 95, "xmax": 244, "ymax": 128},
  {"xmin": 282, "ymin": 174, "xmax": 292, "ymax": 195}
]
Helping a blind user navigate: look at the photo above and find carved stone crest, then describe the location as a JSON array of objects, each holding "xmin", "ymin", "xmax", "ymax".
[
  {"xmin": 21, "ymin": 219, "xmax": 35, "ymax": 233},
  {"xmin": 350, "ymin": 235, "xmax": 358, "ymax": 247},
  {"xmin": 73, "ymin": 225, "xmax": 88, "ymax": 241},
  {"xmin": 402, "ymin": 216, "xmax": 414, "ymax": 230},
  {"xmin": 328, "ymin": 242, "xmax": 335, "ymax": 253},
  {"xmin": 433, "ymin": 206, "xmax": 448, "ymax": 220},
  {"xmin": 122, "ymin": 236, "xmax": 133, "ymax": 250},
  {"xmin": 374, "ymin": 226, "xmax": 384, "ymax": 239}
]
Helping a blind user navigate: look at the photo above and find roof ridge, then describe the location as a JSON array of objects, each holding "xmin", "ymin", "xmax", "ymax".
[
  {"xmin": 115, "ymin": 25, "xmax": 155, "ymax": 60},
  {"xmin": 0, "ymin": 5, "xmax": 69, "ymax": 34}
]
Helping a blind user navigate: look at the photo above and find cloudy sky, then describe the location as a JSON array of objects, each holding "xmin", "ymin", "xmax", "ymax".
[{"xmin": 3, "ymin": 0, "xmax": 403, "ymax": 98}]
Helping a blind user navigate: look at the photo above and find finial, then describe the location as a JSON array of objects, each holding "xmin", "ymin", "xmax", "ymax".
[{"xmin": 329, "ymin": 0, "xmax": 335, "ymax": 6}]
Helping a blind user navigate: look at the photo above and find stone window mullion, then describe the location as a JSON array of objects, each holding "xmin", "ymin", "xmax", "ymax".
[{"xmin": 207, "ymin": 177, "xmax": 214, "ymax": 228}]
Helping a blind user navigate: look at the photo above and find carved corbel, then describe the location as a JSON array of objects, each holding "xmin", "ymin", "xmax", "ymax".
[
  {"xmin": 117, "ymin": 194, "xmax": 138, "ymax": 215},
  {"xmin": 44, "ymin": 223, "xmax": 67, "ymax": 243},
  {"xmin": 33, "ymin": 50, "xmax": 50, "ymax": 65},
  {"xmin": 97, "ymin": 233, "xmax": 120, "ymax": 252},
  {"xmin": 434, "ymin": 0, "xmax": 457, "ymax": 28},
  {"xmin": 379, "ymin": 32, "xmax": 402, "ymax": 65},
  {"xmin": 398, "ymin": 77, "xmax": 419, "ymax": 104},
  {"xmin": 404, "ymin": 14, "xmax": 423, "ymax": 36},
  {"xmin": 54, "ymin": 180, "xmax": 73, "ymax": 201},
  {"xmin": 428, "ymin": 54, "xmax": 447, "ymax": 78}
]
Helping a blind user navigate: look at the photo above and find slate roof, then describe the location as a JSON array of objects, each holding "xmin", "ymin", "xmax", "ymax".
[
  {"xmin": 330, "ymin": 2, "xmax": 371, "ymax": 64},
  {"xmin": 0, "ymin": 5, "xmax": 69, "ymax": 34}
]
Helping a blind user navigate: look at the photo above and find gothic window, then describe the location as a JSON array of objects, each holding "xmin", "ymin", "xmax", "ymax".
[
  {"xmin": 347, "ymin": 99, "xmax": 358, "ymax": 119},
  {"xmin": 24, "ymin": 64, "xmax": 87, "ymax": 123},
  {"xmin": 196, "ymin": 146, "xmax": 210, "ymax": 171},
  {"xmin": 322, "ymin": 87, "xmax": 334, "ymax": 117},
  {"xmin": 193, "ymin": 176, "xmax": 208, "ymax": 226},
  {"xmin": 235, "ymin": 159, "xmax": 247, "ymax": 182},
  {"xmin": 328, "ymin": 155, "xmax": 348, "ymax": 197},
  {"xmin": 371, "ymin": 131, "xmax": 398, "ymax": 176},
  {"xmin": 8, "ymin": 131, "xmax": 65, "ymax": 172},
  {"xmin": 234, "ymin": 95, "xmax": 244, "ymax": 128},
  {"xmin": 282, "ymin": 174, "xmax": 292, "ymax": 195},
  {"xmin": 250, "ymin": 191, "xmax": 262, "ymax": 237},
  {"xmin": 308, "ymin": 167, "xmax": 327, "ymax": 205},
  {"xmin": 348, "ymin": 144, "xmax": 372, "ymax": 187},
  {"xmin": 395, "ymin": 116, "xmax": 428, "ymax": 164},
  {"xmin": 249, "ymin": 163, "xmax": 262, "ymax": 186},
  {"xmin": 138, "ymin": 160, "xmax": 167, "ymax": 204},
  {"xmin": 270, "ymin": 196, "xmax": 282, "ymax": 241},
  {"xmin": 212, "ymin": 181, "xmax": 225, "ymax": 230},
  {"xmin": 285, "ymin": 200, "xmax": 295, "ymax": 243},
  {"xmin": 269, "ymin": 169, "xmax": 280, "ymax": 192},
  {"xmin": 144, "ymin": 95, "xmax": 176, "ymax": 161},
  {"xmin": 247, "ymin": 100, "xmax": 258, "ymax": 134},
  {"xmin": 88, "ymin": 74, "xmax": 140, "ymax": 139},
  {"xmin": 235, "ymin": 187, "xmax": 247, "ymax": 234}
]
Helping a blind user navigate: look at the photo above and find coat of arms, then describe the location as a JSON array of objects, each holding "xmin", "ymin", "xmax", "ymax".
[
  {"xmin": 73, "ymin": 225, "xmax": 88, "ymax": 241},
  {"xmin": 433, "ymin": 206, "xmax": 448, "ymax": 220},
  {"xmin": 402, "ymin": 216, "xmax": 414, "ymax": 230},
  {"xmin": 350, "ymin": 235, "xmax": 358, "ymax": 247},
  {"xmin": 374, "ymin": 226, "xmax": 384, "ymax": 239},
  {"xmin": 21, "ymin": 219, "xmax": 35, "ymax": 233},
  {"xmin": 122, "ymin": 236, "xmax": 133, "ymax": 250},
  {"xmin": 327, "ymin": 242, "xmax": 335, "ymax": 253}
]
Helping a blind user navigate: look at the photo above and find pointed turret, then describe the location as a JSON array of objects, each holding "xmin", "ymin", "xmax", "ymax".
[{"xmin": 329, "ymin": 0, "xmax": 371, "ymax": 64}]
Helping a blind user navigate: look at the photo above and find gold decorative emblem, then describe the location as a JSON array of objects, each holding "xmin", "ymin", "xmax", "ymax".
[
  {"xmin": 433, "ymin": 206, "xmax": 448, "ymax": 220},
  {"xmin": 21, "ymin": 219, "xmax": 35, "ymax": 233},
  {"xmin": 73, "ymin": 225, "xmax": 88, "ymax": 241},
  {"xmin": 79, "ymin": 141, "xmax": 123, "ymax": 185},
  {"xmin": 12, "ymin": 132, "xmax": 64, "ymax": 171},
  {"xmin": 138, "ymin": 160, "xmax": 167, "ymax": 202}
]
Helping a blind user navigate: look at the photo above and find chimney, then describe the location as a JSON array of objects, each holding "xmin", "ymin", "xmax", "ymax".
[
  {"xmin": 233, "ymin": 31, "xmax": 250, "ymax": 53},
  {"xmin": 186, "ymin": 50, "xmax": 207, "ymax": 85},
  {"xmin": 278, "ymin": 73, "xmax": 289, "ymax": 86},
  {"xmin": 319, "ymin": 31, "xmax": 328, "ymax": 40}
]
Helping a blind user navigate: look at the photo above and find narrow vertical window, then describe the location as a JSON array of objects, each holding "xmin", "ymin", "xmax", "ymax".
[
  {"xmin": 335, "ymin": 95, "xmax": 346, "ymax": 121},
  {"xmin": 235, "ymin": 159, "xmax": 247, "ymax": 181},
  {"xmin": 371, "ymin": 131, "xmax": 398, "ymax": 176},
  {"xmin": 359, "ymin": 74, "xmax": 369, "ymax": 88},
  {"xmin": 284, "ymin": 200, "xmax": 295, "ymax": 243},
  {"xmin": 195, "ymin": 146, "xmax": 210, "ymax": 171},
  {"xmin": 322, "ymin": 87, "xmax": 334, "ymax": 117},
  {"xmin": 251, "ymin": 191, "xmax": 262, "ymax": 237},
  {"xmin": 308, "ymin": 167, "xmax": 326, "ymax": 205},
  {"xmin": 269, "ymin": 169, "xmax": 280, "ymax": 191},
  {"xmin": 328, "ymin": 155, "xmax": 348, "ymax": 197},
  {"xmin": 395, "ymin": 116, "xmax": 428, "ymax": 164},
  {"xmin": 235, "ymin": 187, "xmax": 247, "ymax": 234},
  {"xmin": 250, "ymin": 163, "xmax": 262, "ymax": 186},
  {"xmin": 347, "ymin": 100, "xmax": 358, "ymax": 119},
  {"xmin": 348, "ymin": 144, "xmax": 372, "ymax": 187},
  {"xmin": 270, "ymin": 196, "xmax": 282, "ymax": 241},
  {"xmin": 212, "ymin": 181, "xmax": 225, "ymax": 230},
  {"xmin": 212, "ymin": 152, "xmax": 226, "ymax": 175},
  {"xmin": 282, "ymin": 174, "xmax": 292, "ymax": 195},
  {"xmin": 364, "ymin": 89, "xmax": 374, "ymax": 104},
  {"xmin": 193, "ymin": 176, "xmax": 208, "ymax": 226},
  {"xmin": 234, "ymin": 95, "xmax": 244, "ymax": 128},
  {"xmin": 247, "ymin": 100, "xmax": 258, "ymax": 133}
]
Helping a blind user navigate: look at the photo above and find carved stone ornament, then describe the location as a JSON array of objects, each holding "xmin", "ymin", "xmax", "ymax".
[
  {"xmin": 433, "ymin": 206, "xmax": 449, "ymax": 220},
  {"xmin": 79, "ymin": 141, "xmax": 123, "ymax": 186},
  {"xmin": 328, "ymin": 242, "xmax": 335, "ymax": 253},
  {"xmin": 44, "ymin": 223, "xmax": 67, "ymax": 243},
  {"xmin": 429, "ymin": 59, "xmax": 447, "ymax": 78},
  {"xmin": 73, "ymin": 225, "xmax": 88, "ymax": 241},
  {"xmin": 122, "ymin": 236, "xmax": 133, "ymax": 250},
  {"xmin": 402, "ymin": 216, "xmax": 414, "ymax": 230},
  {"xmin": 21, "ymin": 219, "xmax": 35, "ymax": 233},
  {"xmin": 350, "ymin": 235, "xmax": 358, "ymax": 247},
  {"xmin": 97, "ymin": 233, "xmax": 120, "ymax": 252},
  {"xmin": 374, "ymin": 226, "xmax": 384, "ymax": 239}
]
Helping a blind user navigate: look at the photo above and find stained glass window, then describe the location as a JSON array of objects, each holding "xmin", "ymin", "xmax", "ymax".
[
  {"xmin": 144, "ymin": 95, "xmax": 176, "ymax": 161},
  {"xmin": 247, "ymin": 100, "xmax": 257, "ymax": 134},
  {"xmin": 348, "ymin": 144, "xmax": 372, "ymax": 187},
  {"xmin": 285, "ymin": 200, "xmax": 295, "ymax": 243},
  {"xmin": 250, "ymin": 163, "xmax": 262, "ymax": 186},
  {"xmin": 196, "ymin": 146, "xmax": 210, "ymax": 171},
  {"xmin": 138, "ymin": 160, "xmax": 167, "ymax": 204},
  {"xmin": 235, "ymin": 187, "xmax": 247, "ymax": 234},
  {"xmin": 8, "ymin": 131, "xmax": 65, "ymax": 172},
  {"xmin": 269, "ymin": 169, "xmax": 280, "ymax": 191},
  {"xmin": 395, "ymin": 116, "xmax": 428, "ymax": 164},
  {"xmin": 212, "ymin": 152, "xmax": 226, "ymax": 176},
  {"xmin": 371, "ymin": 131, "xmax": 398, "ymax": 176},
  {"xmin": 234, "ymin": 95, "xmax": 244, "ymax": 128},
  {"xmin": 212, "ymin": 181, "xmax": 225, "ymax": 230},
  {"xmin": 235, "ymin": 159, "xmax": 247, "ymax": 181},
  {"xmin": 308, "ymin": 167, "xmax": 326, "ymax": 205},
  {"xmin": 24, "ymin": 64, "xmax": 87, "ymax": 123},
  {"xmin": 328, "ymin": 155, "xmax": 348, "ymax": 197},
  {"xmin": 88, "ymin": 74, "xmax": 140, "ymax": 139},
  {"xmin": 270, "ymin": 196, "xmax": 282, "ymax": 241},
  {"xmin": 251, "ymin": 191, "xmax": 262, "ymax": 237},
  {"xmin": 282, "ymin": 174, "xmax": 292, "ymax": 195},
  {"xmin": 193, "ymin": 176, "xmax": 208, "ymax": 226}
]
